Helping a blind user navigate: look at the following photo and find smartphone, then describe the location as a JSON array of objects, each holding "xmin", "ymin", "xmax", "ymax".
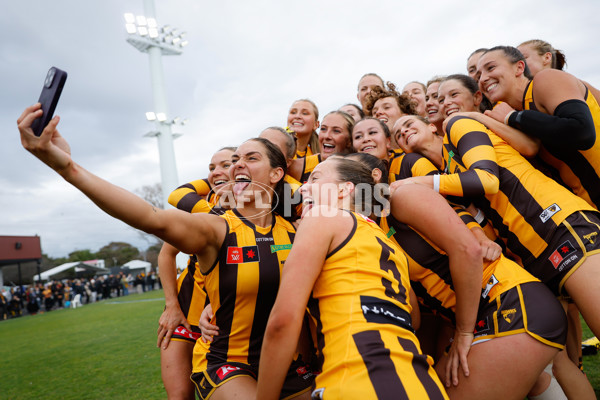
[{"xmin": 31, "ymin": 66, "xmax": 67, "ymax": 136}]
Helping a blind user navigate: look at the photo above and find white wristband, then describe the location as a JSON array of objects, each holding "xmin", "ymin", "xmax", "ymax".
[
  {"xmin": 474, "ymin": 208, "xmax": 485, "ymax": 224},
  {"xmin": 433, "ymin": 174, "xmax": 440, "ymax": 193},
  {"xmin": 504, "ymin": 110, "xmax": 516, "ymax": 125}
]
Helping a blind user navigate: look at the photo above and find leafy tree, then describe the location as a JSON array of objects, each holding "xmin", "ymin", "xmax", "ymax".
[
  {"xmin": 68, "ymin": 249, "xmax": 95, "ymax": 262},
  {"xmin": 143, "ymin": 243, "xmax": 162, "ymax": 269},
  {"xmin": 134, "ymin": 183, "xmax": 164, "ymax": 249},
  {"xmin": 95, "ymin": 242, "xmax": 140, "ymax": 267}
]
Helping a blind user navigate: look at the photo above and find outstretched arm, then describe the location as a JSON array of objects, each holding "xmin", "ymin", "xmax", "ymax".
[
  {"xmin": 18, "ymin": 104, "xmax": 224, "ymax": 256},
  {"xmin": 391, "ymin": 185, "xmax": 482, "ymax": 387}
]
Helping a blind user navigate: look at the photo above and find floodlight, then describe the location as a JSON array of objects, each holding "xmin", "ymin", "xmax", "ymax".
[
  {"xmin": 126, "ymin": 24, "xmax": 137, "ymax": 34},
  {"xmin": 138, "ymin": 26, "xmax": 149, "ymax": 36},
  {"xmin": 136, "ymin": 15, "xmax": 147, "ymax": 26},
  {"xmin": 124, "ymin": 13, "xmax": 135, "ymax": 24},
  {"xmin": 145, "ymin": 112, "xmax": 157, "ymax": 121},
  {"xmin": 147, "ymin": 18, "xmax": 158, "ymax": 28},
  {"xmin": 156, "ymin": 113, "xmax": 167, "ymax": 122}
]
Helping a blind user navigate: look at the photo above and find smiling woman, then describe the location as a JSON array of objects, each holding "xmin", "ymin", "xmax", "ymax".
[
  {"xmin": 257, "ymin": 157, "xmax": 449, "ymax": 400},
  {"xmin": 17, "ymin": 106, "xmax": 314, "ymax": 400},
  {"xmin": 318, "ymin": 110, "xmax": 354, "ymax": 159},
  {"xmin": 287, "ymin": 99, "xmax": 320, "ymax": 158},
  {"xmin": 363, "ymin": 82, "xmax": 416, "ymax": 147}
]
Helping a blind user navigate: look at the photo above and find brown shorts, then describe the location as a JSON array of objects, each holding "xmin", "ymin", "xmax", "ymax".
[
  {"xmin": 473, "ymin": 282, "xmax": 567, "ymax": 349},
  {"xmin": 191, "ymin": 355, "xmax": 315, "ymax": 400},
  {"xmin": 527, "ymin": 211, "xmax": 600, "ymax": 297}
]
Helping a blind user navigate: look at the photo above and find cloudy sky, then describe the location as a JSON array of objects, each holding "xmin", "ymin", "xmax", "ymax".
[{"xmin": 2, "ymin": 0, "xmax": 599, "ymax": 261}]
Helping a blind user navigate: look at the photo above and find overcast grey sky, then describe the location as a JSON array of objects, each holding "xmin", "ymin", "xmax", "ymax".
[{"xmin": 2, "ymin": 0, "xmax": 599, "ymax": 260}]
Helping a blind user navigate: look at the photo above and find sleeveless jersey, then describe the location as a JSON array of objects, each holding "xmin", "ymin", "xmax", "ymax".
[
  {"xmin": 379, "ymin": 214, "xmax": 537, "ymax": 324},
  {"xmin": 299, "ymin": 154, "xmax": 322, "ymax": 183},
  {"xmin": 524, "ymin": 81, "xmax": 600, "ymax": 209},
  {"xmin": 443, "ymin": 116, "xmax": 594, "ymax": 266},
  {"xmin": 192, "ymin": 209, "xmax": 296, "ymax": 372},
  {"xmin": 388, "ymin": 149, "xmax": 438, "ymax": 183},
  {"xmin": 176, "ymin": 255, "xmax": 209, "ymax": 328},
  {"xmin": 308, "ymin": 211, "xmax": 447, "ymax": 399},
  {"xmin": 295, "ymin": 144, "xmax": 315, "ymax": 159},
  {"xmin": 284, "ymin": 174, "xmax": 303, "ymax": 218}
]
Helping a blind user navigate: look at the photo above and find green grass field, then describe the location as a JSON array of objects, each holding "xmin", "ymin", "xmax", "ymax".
[
  {"xmin": 0, "ymin": 290, "xmax": 165, "ymax": 399},
  {"xmin": 1, "ymin": 289, "xmax": 599, "ymax": 399}
]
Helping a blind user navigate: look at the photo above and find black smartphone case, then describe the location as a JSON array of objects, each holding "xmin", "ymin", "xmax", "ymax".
[{"xmin": 31, "ymin": 66, "xmax": 67, "ymax": 136}]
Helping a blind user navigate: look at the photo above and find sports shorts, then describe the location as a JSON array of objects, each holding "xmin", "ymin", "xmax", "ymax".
[
  {"xmin": 191, "ymin": 354, "xmax": 315, "ymax": 400},
  {"xmin": 473, "ymin": 282, "xmax": 567, "ymax": 349},
  {"xmin": 526, "ymin": 210, "xmax": 600, "ymax": 297}
]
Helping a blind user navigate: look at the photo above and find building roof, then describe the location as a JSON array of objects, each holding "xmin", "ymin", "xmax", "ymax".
[{"xmin": 34, "ymin": 261, "xmax": 109, "ymax": 281}]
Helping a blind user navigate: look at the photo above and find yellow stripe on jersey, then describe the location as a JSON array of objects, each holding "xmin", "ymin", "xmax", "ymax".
[
  {"xmin": 380, "ymin": 215, "xmax": 536, "ymax": 320},
  {"xmin": 388, "ymin": 149, "xmax": 439, "ymax": 183},
  {"xmin": 444, "ymin": 116, "xmax": 594, "ymax": 265},
  {"xmin": 294, "ymin": 145, "xmax": 314, "ymax": 159},
  {"xmin": 176, "ymin": 257, "xmax": 208, "ymax": 327},
  {"xmin": 309, "ymin": 211, "xmax": 446, "ymax": 399},
  {"xmin": 168, "ymin": 178, "xmax": 219, "ymax": 213},
  {"xmin": 193, "ymin": 209, "xmax": 295, "ymax": 373},
  {"xmin": 299, "ymin": 154, "xmax": 322, "ymax": 183},
  {"xmin": 440, "ymin": 117, "xmax": 500, "ymax": 197},
  {"xmin": 525, "ymin": 81, "xmax": 600, "ymax": 209}
]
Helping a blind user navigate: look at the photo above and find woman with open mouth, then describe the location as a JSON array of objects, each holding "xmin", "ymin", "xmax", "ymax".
[
  {"xmin": 478, "ymin": 46, "xmax": 600, "ymax": 210},
  {"xmin": 395, "ymin": 74, "xmax": 600, "ymax": 399},
  {"xmin": 167, "ymin": 146, "xmax": 236, "ymax": 213},
  {"xmin": 286, "ymin": 98, "xmax": 320, "ymax": 159},
  {"xmin": 350, "ymin": 153, "xmax": 565, "ymax": 400},
  {"xmin": 17, "ymin": 106, "xmax": 315, "ymax": 400},
  {"xmin": 157, "ymin": 145, "xmax": 236, "ymax": 400},
  {"xmin": 352, "ymin": 117, "xmax": 438, "ymax": 184},
  {"xmin": 287, "ymin": 110, "xmax": 355, "ymax": 184},
  {"xmin": 256, "ymin": 156, "xmax": 448, "ymax": 400}
]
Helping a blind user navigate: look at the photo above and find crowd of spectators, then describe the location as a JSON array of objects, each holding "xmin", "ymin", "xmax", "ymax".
[{"xmin": 0, "ymin": 270, "xmax": 160, "ymax": 320}]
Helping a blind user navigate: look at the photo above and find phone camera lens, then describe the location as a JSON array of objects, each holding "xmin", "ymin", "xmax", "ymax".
[{"xmin": 45, "ymin": 69, "xmax": 55, "ymax": 88}]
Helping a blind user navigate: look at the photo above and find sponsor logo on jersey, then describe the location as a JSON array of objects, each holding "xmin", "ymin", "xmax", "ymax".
[
  {"xmin": 226, "ymin": 246, "xmax": 260, "ymax": 264},
  {"xmin": 584, "ymin": 232, "xmax": 598, "ymax": 245},
  {"xmin": 270, "ymin": 244, "xmax": 292, "ymax": 253},
  {"xmin": 482, "ymin": 274, "xmax": 499, "ymax": 299},
  {"xmin": 539, "ymin": 203, "xmax": 561, "ymax": 223},
  {"xmin": 386, "ymin": 226, "xmax": 396, "ymax": 238},
  {"xmin": 360, "ymin": 296, "xmax": 412, "ymax": 331},
  {"xmin": 216, "ymin": 365, "xmax": 241, "ymax": 380},
  {"xmin": 548, "ymin": 240, "xmax": 576, "ymax": 270},
  {"xmin": 501, "ymin": 308, "xmax": 517, "ymax": 323}
]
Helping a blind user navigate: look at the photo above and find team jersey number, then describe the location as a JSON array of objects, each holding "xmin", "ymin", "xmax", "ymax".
[{"xmin": 376, "ymin": 237, "xmax": 407, "ymax": 305}]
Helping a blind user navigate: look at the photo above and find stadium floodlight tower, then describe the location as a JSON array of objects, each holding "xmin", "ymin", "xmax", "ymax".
[{"xmin": 124, "ymin": 0, "xmax": 189, "ymax": 209}]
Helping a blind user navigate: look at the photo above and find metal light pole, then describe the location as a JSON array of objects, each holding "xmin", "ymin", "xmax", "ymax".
[{"xmin": 124, "ymin": 0, "xmax": 188, "ymax": 208}]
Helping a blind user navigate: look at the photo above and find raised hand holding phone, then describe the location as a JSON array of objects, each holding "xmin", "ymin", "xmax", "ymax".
[{"xmin": 30, "ymin": 66, "xmax": 67, "ymax": 137}]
